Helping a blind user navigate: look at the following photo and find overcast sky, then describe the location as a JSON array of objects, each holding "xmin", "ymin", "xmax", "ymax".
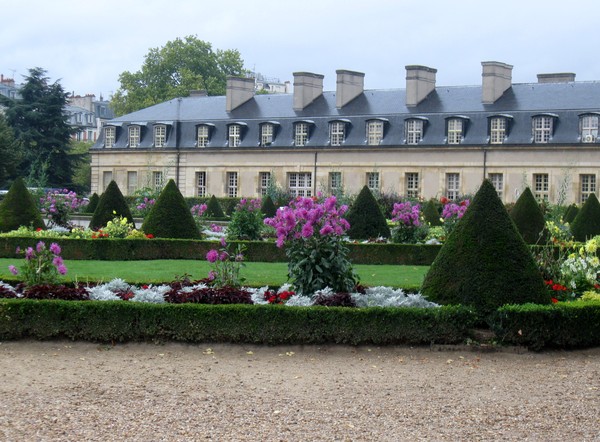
[{"xmin": 2, "ymin": 0, "xmax": 599, "ymax": 100}]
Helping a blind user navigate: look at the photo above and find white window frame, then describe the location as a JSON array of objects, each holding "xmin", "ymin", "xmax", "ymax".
[
  {"xmin": 197, "ymin": 125, "xmax": 210, "ymax": 147},
  {"xmin": 128, "ymin": 125, "xmax": 140, "ymax": 148},
  {"xmin": 288, "ymin": 172, "xmax": 312, "ymax": 197},
  {"xmin": 447, "ymin": 119, "xmax": 463, "ymax": 144},
  {"xmin": 581, "ymin": 115, "xmax": 599, "ymax": 143},
  {"xmin": 490, "ymin": 117, "xmax": 507, "ymax": 144},
  {"xmin": 406, "ymin": 172, "xmax": 420, "ymax": 198},
  {"xmin": 533, "ymin": 173, "xmax": 549, "ymax": 201},
  {"xmin": 533, "ymin": 116, "xmax": 553, "ymax": 143},
  {"xmin": 229, "ymin": 125, "xmax": 241, "ymax": 147},
  {"xmin": 152, "ymin": 171, "xmax": 164, "ymax": 193},
  {"xmin": 127, "ymin": 171, "xmax": 138, "ymax": 195},
  {"xmin": 261, "ymin": 124, "xmax": 274, "ymax": 147},
  {"xmin": 154, "ymin": 125, "xmax": 166, "ymax": 148},
  {"xmin": 329, "ymin": 172, "xmax": 342, "ymax": 193},
  {"xmin": 259, "ymin": 172, "xmax": 271, "ymax": 196},
  {"xmin": 366, "ymin": 172, "xmax": 380, "ymax": 192},
  {"xmin": 295, "ymin": 122, "xmax": 309, "ymax": 146},
  {"xmin": 104, "ymin": 126, "xmax": 115, "ymax": 148},
  {"xmin": 580, "ymin": 174, "xmax": 596, "ymax": 204},
  {"xmin": 227, "ymin": 172, "xmax": 238, "ymax": 197},
  {"xmin": 406, "ymin": 119, "xmax": 423, "ymax": 145},
  {"xmin": 488, "ymin": 173, "xmax": 504, "ymax": 199},
  {"xmin": 196, "ymin": 171, "xmax": 207, "ymax": 197},
  {"xmin": 446, "ymin": 173, "xmax": 460, "ymax": 200},
  {"xmin": 329, "ymin": 121, "xmax": 345, "ymax": 146},
  {"xmin": 366, "ymin": 120, "xmax": 384, "ymax": 145}
]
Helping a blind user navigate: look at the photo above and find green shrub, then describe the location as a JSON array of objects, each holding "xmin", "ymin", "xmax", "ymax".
[
  {"xmin": 0, "ymin": 177, "xmax": 45, "ymax": 232},
  {"xmin": 421, "ymin": 179, "xmax": 549, "ymax": 316},
  {"xmin": 509, "ymin": 187, "xmax": 546, "ymax": 244},
  {"xmin": 205, "ymin": 195, "xmax": 226, "ymax": 218},
  {"xmin": 422, "ymin": 199, "xmax": 442, "ymax": 226},
  {"xmin": 563, "ymin": 203, "xmax": 578, "ymax": 224},
  {"xmin": 86, "ymin": 193, "xmax": 99, "ymax": 214},
  {"xmin": 570, "ymin": 193, "xmax": 600, "ymax": 242},
  {"xmin": 346, "ymin": 186, "xmax": 390, "ymax": 239},
  {"xmin": 89, "ymin": 181, "xmax": 134, "ymax": 230},
  {"xmin": 227, "ymin": 199, "xmax": 263, "ymax": 240},
  {"xmin": 261, "ymin": 195, "xmax": 277, "ymax": 219},
  {"xmin": 141, "ymin": 180, "xmax": 201, "ymax": 239}
]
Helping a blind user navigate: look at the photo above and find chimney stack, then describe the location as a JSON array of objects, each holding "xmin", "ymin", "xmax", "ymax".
[
  {"xmin": 482, "ymin": 61, "xmax": 513, "ymax": 104},
  {"xmin": 226, "ymin": 77, "xmax": 255, "ymax": 112},
  {"xmin": 405, "ymin": 65, "xmax": 437, "ymax": 107},
  {"xmin": 537, "ymin": 73, "xmax": 576, "ymax": 83},
  {"xmin": 293, "ymin": 72, "xmax": 324, "ymax": 111},
  {"xmin": 336, "ymin": 69, "xmax": 365, "ymax": 108}
]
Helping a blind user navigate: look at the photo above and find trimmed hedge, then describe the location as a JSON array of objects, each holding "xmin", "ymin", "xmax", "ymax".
[
  {"xmin": 489, "ymin": 301, "xmax": 600, "ymax": 351},
  {"xmin": 0, "ymin": 299, "xmax": 476, "ymax": 345}
]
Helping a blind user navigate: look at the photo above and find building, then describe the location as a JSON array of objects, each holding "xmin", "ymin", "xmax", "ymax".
[
  {"xmin": 254, "ymin": 73, "xmax": 291, "ymax": 94},
  {"xmin": 90, "ymin": 61, "xmax": 600, "ymax": 205},
  {"xmin": 0, "ymin": 74, "xmax": 20, "ymax": 101},
  {"xmin": 67, "ymin": 94, "xmax": 114, "ymax": 142}
]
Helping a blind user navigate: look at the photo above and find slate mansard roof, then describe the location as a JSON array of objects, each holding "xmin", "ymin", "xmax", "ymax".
[{"xmin": 94, "ymin": 81, "xmax": 600, "ymax": 149}]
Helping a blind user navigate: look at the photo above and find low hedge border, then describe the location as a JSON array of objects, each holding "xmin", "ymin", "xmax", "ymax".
[
  {"xmin": 0, "ymin": 299, "xmax": 475, "ymax": 345},
  {"xmin": 488, "ymin": 301, "xmax": 600, "ymax": 351}
]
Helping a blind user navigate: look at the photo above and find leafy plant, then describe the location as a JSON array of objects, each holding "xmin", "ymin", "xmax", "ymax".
[
  {"xmin": 390, "ymin": 201, "xmax": 428, "ymax": 244},
  {"xmin": 227, "ymin": 198, "xmax": 263, "ymax": 240},
  {"xmin": 40, "ymin": 189, "xmax": 88, "ymax": 229},
  {"xmin": 9, "ymin": 241, "xmax": 67, "ymax": 286},
  {"xmin": 205, "ymin": 237, "xmax": 246, "ymax": 288}
]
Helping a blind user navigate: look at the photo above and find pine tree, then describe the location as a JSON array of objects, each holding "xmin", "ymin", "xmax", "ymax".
[
  {"xmin": 0, "ymin": 114, "xmax": 22, "ymax": 188},
  {"xmin": 563, "ymin": 204, "xmax": 579, "ymax": 224},
  {"xmin": 89, "ymin": 181, "xmax": 134, "ymax": 230},
  {"xmin": 422, "ymin": 199, "xmax": 442, "ymax": 226},
  {"xmin": 346, "ymin": 186, "xmax": 390, "ymax": 239},
  {"xmin": 509, "ymin": 187, "xmax": 546, "ymax": 244},
  {"xmin": 570, "ymin": 193, "xmax": 600, "ymax": 242},
  {"xmin": 205, "ymin": 195, "xmax": 226, "ymax": 218},
  {"xmin": 260, "ymin": 195, "xmax": 277, "ymax": 219},
  {"xmin": 0, "ymin": 177, "xmax": 45, "ymax": 232}
]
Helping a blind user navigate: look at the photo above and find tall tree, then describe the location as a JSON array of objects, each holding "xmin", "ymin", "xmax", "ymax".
[
  {"xmin": 1, "ymin": 67, "xmax": 74, "ymax": 188},
  {"xmin": 110, "ymin": 35, "xmax": 246, "ymax": 116},
  {"xmin": 0, "ymin": 113, "xmax": 22, "ymax": 188}
]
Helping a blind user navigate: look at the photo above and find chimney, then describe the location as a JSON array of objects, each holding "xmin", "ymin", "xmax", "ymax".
[
  {"xmin": 336, "ymin": 69, "xmax": 365, "ymax": 108},
  {"xmin": 189, "ymin": 90, "xmax": 208, "ymax": 97},
  {"xmin": 405, "ymin": 65, "xmax": 437, "ymax": 107},
  {"xmin": 482, "ymin": 61, "xmax": 513, "ymax": 104},
  {"xmin": 537, "ymin": 73, "xmax": 576, "ymax": 83},
  {"xmin": 226, "ymin": 77, "xmax": 255, "ymax": 112},
  {"xmin": 293, "ymin": 72, "xmax": 324, "ymax": 111}
]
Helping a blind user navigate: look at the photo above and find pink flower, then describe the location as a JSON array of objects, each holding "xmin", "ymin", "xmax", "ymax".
[
  {"xmin": 208, "ymin": 270, "xmax": 216, "ymax": 281},
  {"xmin": 25, "ymin": 247, "xmax": 34, "ymax": 260},
  {"xmin": 57, "ymin": 265, "xmax": 67, "ymax": 275},
  {"xmin": 220, "ymin": 237, "xmax": 227, "ymax": 247},
  {"xmin": 49, "ymin": 243, "xmax": 61, "ymax": 255},
  {"xmin": 206, "ymin": 250, "xmax": 219, "ymax": 263},
  {"xmin": 8, "ymin": 265, "xmax": 18, "ymax": 275},
  {"xmin": 36, "ymin": 241, "xmax": 45, "ymax": 253},
  {"xmin": 301, "ymin": 223, "xmax": 314, "ymax": 238}
]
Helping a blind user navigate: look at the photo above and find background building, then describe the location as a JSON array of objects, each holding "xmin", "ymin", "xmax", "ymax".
[{"xmin": 90, "ymin": 61, "xmax": 600, "ymax": 205}]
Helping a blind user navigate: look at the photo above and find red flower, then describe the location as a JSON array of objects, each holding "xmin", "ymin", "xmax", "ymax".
[
  {"xmin": 142, "ymin": 285, "xmax": 149, "ymax": 289},
  {"xmin": 545, "ymin": 280, "xmax": 553, "ymax": 286},
  {"xmin": 440, "ymin": 197, "xmax": 449, "ymax": 205},
  {"xmin": 36, "ymin": 227, "xmax": 43, "ymax": 232},
  {"xmin": 551, "ymin": 297, "xmax": 559, "ymax": 304},
  {"xmin": 146, "ymin": 233, "xmax": 154, "ymax": 239}
]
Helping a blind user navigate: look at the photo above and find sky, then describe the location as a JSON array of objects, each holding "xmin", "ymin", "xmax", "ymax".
[{"xmin": 2, "ymin": 0, "xmax": 600, "ymax": 100}]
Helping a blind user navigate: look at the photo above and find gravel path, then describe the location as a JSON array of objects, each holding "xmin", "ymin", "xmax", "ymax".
[{"xmin": 0, "ymin": 341, "xmax": 599, "ymax": 441}]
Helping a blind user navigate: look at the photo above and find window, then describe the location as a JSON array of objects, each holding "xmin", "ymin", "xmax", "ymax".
[
  {"xmin": 329, "ymin": 121, "xmax": 345, "ymax": 146},
  {"xmin": 329, "ymin": 172, "xmax": 342, "ymax": 193},
  {"xmin": 197, "ymin": 125, "xmax": 210, "ymax": 147},
  {"xmin": 366, "ymin": 120, "xmax": 384, "ymax": 145},
  {"xmin": 533, "ymin": 173, "xmax": 549, "ymax": 201},
  {"xmin": 490, "ymin": 117, "xmax": 507, "ymax": 144},
  {"xmin": 152, "ymin": 171, "xmax": 164, "ymax": 193},
  {"xmin": 102, "ymin": 171, "xmax": 113, "ymax": 191},
  {"xmin": 406, "ymin": 119, "xmax": 424, "ymax": 145},
  {"xmin": 446, "ymin": 173, "xmax": 460, "ymax": 200},
  {"xmin": 259, "ymin": 172, "xmax": 271, "ymax": 196},
  {"xmin": 261, "ymin": 124, "xmax": 274, "ymax": 147},
  {"xmin": 406, "ymin": 173, "xmax": 419, "ymax": 198},
  {"xmin": 294, "ymin": 122, "xmax": 309, "ymax": 146},
  {"xmin": 227, "ymin": 172, "xmax": 238, "ymax": 197},
  {"xmin": 128, "ymin": 126, "xmax": 140, "ymax": 148},
  {"xmin": 154, "ymin": 125, "xmax": 166, "ymax": 148},
  {"xmin": 196, "ymin": 172, "xmax": 207, "ymax": 197},
  {"xmin": 580, "ymin": 115, "xmax": 599, "ymax": 143},
  {"xmin": 532, "ymin": 116, "xmax": 553, "ymax": 143},
  {"xmin": 229, "ymin": 125, "xmax": 241, "ymax": 147},
  {"xmin": 580, "ymin": 174, "xmax": 596, "ymax": 204},
  {"xmin": 288, "ymin": 172, "xmax": 312, "ymax": 197},
  {"xmin": 447, "ymin": 119, "xmax": 463, "ymax": 144},
  {"xmin": 366, "ymin": 172, "xmax": 380, "ymax": 191},
  {"xmin": 104, "ymin": 126, "xmax": 115, "ymax": 148},
  {"xmin": 127, "ymin": 171, "xmax": 138, "ymax": 195},
  {"xmin": 488, "ymin": 173, "xmax": 504, "ymax": 199}
]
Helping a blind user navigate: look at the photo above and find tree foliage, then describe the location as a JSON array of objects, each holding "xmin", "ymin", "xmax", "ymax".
[
  {"xmin": 0, "ymin": 68, "xmax": 74, "ymax": 188},
  {"xmin": 0, "ymin": 113, "xmax": 21, "ymax": 188},
  {"xmin": 0, "ymin": 177, "xmax": 45, "ymax": 232},
  {"xmin": 110, "ymin": 36, "xmax": 246, "ymax": 116}
]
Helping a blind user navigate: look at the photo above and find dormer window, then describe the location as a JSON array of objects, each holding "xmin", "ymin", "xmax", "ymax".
[
  {"xmin": 154, "ymin": 124, "xmax": 166, "ymax": 148},
  {"xmin": 580, "ymin": 114, "xmax": 599, "ymax": 143},
  {"xmin": 490, "ymin": 117, "xmax": 507, "ymax": 144},
  {"xmin": 197, "ymin": 125, "xmax": 210, "ymax": 147},
  {"xmin": 294, "ymin": 121, "xmax": 313, "ymax": 146},
  {"xmin": 532, "ymin": 115, "xmax": 556, "ymax": 143},
  {"xmin": 128, "ymin": 125, "xmax": 140, "ymax": 148},
  {"xmin": 104, "ymin": 126, "xmax": 115, "ymax": 148},
  {"xmin": 447, "ymin": 118, "xmax": 464, "ymax": 144},
  {"xmin": 405, "ymin": 118, "xmax": 426, "ymax": 145},
  {"xmin": 366, "ymin": 120, "xmax": 384, "ymax": 145},
  {"xmin": 329, "ymin": 121, "xmax": 347, "ymax": 146},
  {"xmin": 228, "ymin": 124, "xmax": 241, "ymax": 147},
  {"xmin": 260, "ymin": 122, "xmax": 279, "ymax": 147}
]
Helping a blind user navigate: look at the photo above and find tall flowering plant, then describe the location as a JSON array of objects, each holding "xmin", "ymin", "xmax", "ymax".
[
  {"xmin": 264, "ymin": 195, "xmax": 358, "ymax": 295},
  {"xmin": 40, "ymin": 189, "xmax": 88, "ymax": 228},
  {"xmin": 205, "ymin": 237, "xmax": 246, "ymax": 288},
  {"xmin": 558, "ymin": 237, "xmax": 600, "ymax": 299},
  {"xmin": 8, "ymin": 241, "xmax": 67, "ymax": 285},
  {"xmin": 227, "ymin": 198, "xmax": 263, "ymax": 240},
  {"xmin": 191, "ymin": 203, "xmax": 208, "ymax": 232},
  {"xmin": 391, "ymin": 201, "xmax": 427, "ymax": 243},
  {"xmin": 440, "ymin": 197, "xmax": 470, "ymax": 236}
]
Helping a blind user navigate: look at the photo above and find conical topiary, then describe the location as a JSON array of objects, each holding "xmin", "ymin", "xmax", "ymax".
[
  {"xmin": 86, "ymin": 192, "xmax": 99, "ymax": 214},
  {"xmin": 422, "ymin": 199, "xmax": 442, "ymax": 226},
  {"xmin": 346, "ymin": 186, "xmax": 390, "ymax": 239},
  {"xmin": 89, "ymin": 180, "xmax": 134, "ymax": 230},
  {"xmin": 205, "ymin": 195, "xmax": 225, "ymax": 218},
  {"xmin": 421, "ymin": 179, "xmax": 549, "ymax": 315},
  {"xmin": 141, "ymin": 179, "xmax": 201, "ymax": 239},
  {"xmin": 261, "ymin": 195, "xmax": 277, "ymax": 219},
  {"xmin": 570, "ymin": 193, "xmax": 600, "ymax": 242},
  {"xmin": 563, "ymin": 203, "xmax": 579, "ymax": 224},
  {"xmin": 509, "ymin": 187, "xmax": 546, "ymax": 244},
  {"xmin": 0, "ymin": 177, "xmax": 45, "ymax": 232}
]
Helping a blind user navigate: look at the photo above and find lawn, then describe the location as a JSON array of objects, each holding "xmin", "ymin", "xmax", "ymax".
[{"xmin": 0, "ymin": 258, "xmax": 428, "ymax": 288}]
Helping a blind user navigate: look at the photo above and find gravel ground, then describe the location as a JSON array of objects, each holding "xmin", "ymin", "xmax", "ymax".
[{"xmin": 0, "ymin": 340, "xmax": 599, "ymax": 441}]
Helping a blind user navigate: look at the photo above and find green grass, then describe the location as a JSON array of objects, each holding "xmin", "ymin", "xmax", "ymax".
[{"xmin": 0, "ymin": 258, "xmax": 428, "ymax": 288}]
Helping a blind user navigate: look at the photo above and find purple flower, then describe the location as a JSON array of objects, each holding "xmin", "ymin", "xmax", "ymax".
[
  {"xmin": 220, "ymin": 237, "xmax": 227, "ymax": 247},
  {"xmin": 207, "ymin": 270, "xmax": 216, "ymax": 281},
  {"xmin": 53, "ymin": 256, "xmax": 64, "ymax": 267},
  {"xmin": 15, "ymin": 246, "xmax": 20, "ymax": 254},
  {"xmin": 25, "ymin": 247, "xmax": 34, "ymax": 260},
  {"xmin": 301, "ymin": 223, "xmax": 314, "ymax": 238},
  {"xmin": 57, "ymin": 264, "xmax": 67, "ymax": 275},
  {"xmin": 49, "ymin": 243, "xmax": 61, "ymax": 255},
  {"xmin": 319, "ymin": 225, "xmax": 334, "ymax": 236},
  {"xmin": 8, "ymin": 265, "xmax": 18, "ymax": 275},
  {"xmin": 36, "ymin": 241, "xmax": 45, "ymax": 253},
  {"xmin": 206, "ymin": 250, "xmax": 219, "ymax": 263}
]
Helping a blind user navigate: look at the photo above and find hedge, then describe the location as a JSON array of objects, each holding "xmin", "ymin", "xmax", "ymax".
[
  {"xmin": 488, "ymin": 301, "xmax": 600, "ymax": 350},
  {"xmin": 0, "ymin": 299, "xmax": 476, "ymax": 345}
]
